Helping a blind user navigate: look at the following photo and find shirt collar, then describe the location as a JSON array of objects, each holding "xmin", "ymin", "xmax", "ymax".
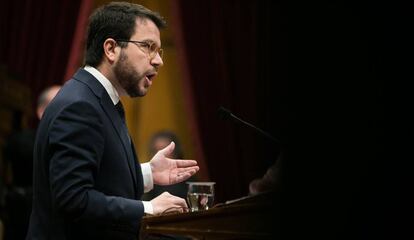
[{"xmin": 84, "ymin": 66, "xmax": 120, "ymax": 105}]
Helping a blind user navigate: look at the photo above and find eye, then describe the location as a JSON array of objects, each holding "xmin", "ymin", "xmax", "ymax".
[
  {"xmin": 140, "ymin": 42, "xmax": 151, "ymax": 50},
  {"xmin": 149, "ymin": 43, "xmax": 158, "ymax": 52}
]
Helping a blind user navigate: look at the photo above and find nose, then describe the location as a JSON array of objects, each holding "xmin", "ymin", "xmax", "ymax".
[{"xmin": 150, "ymin": 53, "xmax": 163, "ymax": 67}]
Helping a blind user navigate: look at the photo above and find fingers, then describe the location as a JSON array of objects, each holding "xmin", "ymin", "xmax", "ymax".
[
  {"xmin": 158, "ymin": 141, "xmax": 175, "ymax": 156},
  {"xmin": 176, "ymin": 166, "xmax": 199, "ymax": 177},
  {"xmin": 173, "ymin": 195, "xmax": 188, "ymax": 208},
  {"xmin": 174, "ymin": 159, "xmax": 198, "ymax": 167},
  {"xmin": 173, "ymin": 166, "xmax": 199, "ymax": 183},
  {"xmin": 151, "ymin": 192, "xmax": 188, "ymax": 215}
]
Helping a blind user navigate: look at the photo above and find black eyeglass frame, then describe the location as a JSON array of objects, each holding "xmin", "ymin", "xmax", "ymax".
[{"xmin": 116, "ymin": 39, "xmax": 163, "ymax": 59}]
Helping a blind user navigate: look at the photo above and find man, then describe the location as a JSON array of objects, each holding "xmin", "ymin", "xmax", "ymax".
[
  {"xmin": 36, "ymin": 85, "xmax": 61, "ymax": 119},
  {"xmin": 2, "ymin": 85, "xmax": 60, "ymax": 240},
  {"xmin": 26, "ymin": 2, "xmax": 199, "ymax": 239}
]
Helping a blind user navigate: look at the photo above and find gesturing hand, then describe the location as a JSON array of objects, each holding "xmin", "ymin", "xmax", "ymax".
[{"xmin": 150, "ymin": 141, "xmax": 199, "ymax": 185}]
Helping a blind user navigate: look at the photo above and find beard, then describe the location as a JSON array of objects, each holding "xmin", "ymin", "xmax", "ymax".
[{"xmin": 114, "ymin": 50, "xmax": 146, "ymax": 97}]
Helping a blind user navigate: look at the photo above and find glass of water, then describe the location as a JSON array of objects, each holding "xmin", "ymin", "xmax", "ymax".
[{"xmin": 186, "ymin": 182, "xmax": 215, "ymax": 212}]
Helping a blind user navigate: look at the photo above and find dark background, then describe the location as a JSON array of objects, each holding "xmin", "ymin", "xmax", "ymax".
[
  {"xmin": 176, "ymin": 0, "xmax": 286, "ymax": 204},
  {"xmin": 288, "ymin": 1, "xmax": 413, "ymax": 238}
]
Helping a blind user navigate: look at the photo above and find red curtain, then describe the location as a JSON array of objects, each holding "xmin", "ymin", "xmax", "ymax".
[
  {"xmin": 0, "ymin": 0, "xmax": 89, "ymax": 126},
  {"xmin": 171, "ymin": 0, "xmax": 287, "ymax": 202}
]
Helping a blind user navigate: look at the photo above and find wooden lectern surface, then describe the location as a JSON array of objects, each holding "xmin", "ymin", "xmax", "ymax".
[{"xmin": 140, "ymin": 191, "xmax": 279, "ymax": 240}]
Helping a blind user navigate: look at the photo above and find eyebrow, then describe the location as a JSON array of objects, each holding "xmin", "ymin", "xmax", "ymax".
[{"xmin": 138, "ymin": 39, "xmax": 161, "ymax": 47}]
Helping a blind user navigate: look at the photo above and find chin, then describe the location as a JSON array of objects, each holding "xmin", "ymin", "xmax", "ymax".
[{"xmin": 128, "ymin": 89, "xmax": 147, "ymax": 97}]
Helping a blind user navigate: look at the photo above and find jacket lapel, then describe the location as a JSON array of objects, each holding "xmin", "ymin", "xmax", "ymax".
[{"xmin": 73, "ymin": 69, "xmax": 138, "ymax": 195}]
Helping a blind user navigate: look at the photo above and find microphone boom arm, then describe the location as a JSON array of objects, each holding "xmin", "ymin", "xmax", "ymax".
[{"xmin": 218, "ymin": 106, "xmax": 280, "ymax": 143}]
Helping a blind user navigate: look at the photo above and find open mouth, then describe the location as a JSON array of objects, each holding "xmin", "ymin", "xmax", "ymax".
[
  {"xmin": 144, "ymin": 72, "xmax": 157, "ymax": 87},
  {"xmin": 146, "ymin": 73, "xmax": 157, "ymax": 81}
]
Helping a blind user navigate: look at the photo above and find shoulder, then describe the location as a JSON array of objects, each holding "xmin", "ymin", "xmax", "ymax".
[
  {"xmin": 40, "ymin": 91, "xmax": 104, "ymax": 135},
  {"xmin": 44, "ymin": 80, "xmax": 101, "ymax": 118}
]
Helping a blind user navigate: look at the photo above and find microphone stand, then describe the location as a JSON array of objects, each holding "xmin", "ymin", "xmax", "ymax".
[{"xmin": 217, "ymin": 106, "xmax": 280, "ymax": 144}]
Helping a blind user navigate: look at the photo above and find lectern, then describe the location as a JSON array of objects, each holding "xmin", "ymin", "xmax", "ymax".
[{"xmin": 140, "ymin": 191, "xmax": 279, "ymax": 240}]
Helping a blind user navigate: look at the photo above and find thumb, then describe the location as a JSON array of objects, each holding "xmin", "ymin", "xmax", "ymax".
[{"xmin": 159, "ymin": 141, "xmax": 175, "ymax": 156}]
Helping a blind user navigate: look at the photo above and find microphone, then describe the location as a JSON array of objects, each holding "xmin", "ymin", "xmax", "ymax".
[{"xmin": 217, "ymin": 106, "xmax": 280, "ymax": 143}]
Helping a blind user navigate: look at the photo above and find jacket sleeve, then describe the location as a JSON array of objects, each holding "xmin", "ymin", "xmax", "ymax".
[{"xmin": 48, "ymin": 101, "xmax": 144, "ymax": 224}]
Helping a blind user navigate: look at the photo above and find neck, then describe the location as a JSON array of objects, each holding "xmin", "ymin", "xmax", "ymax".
[{"xmin": 96, "ymin": 63, "xmax": 126, "ymax": 97}]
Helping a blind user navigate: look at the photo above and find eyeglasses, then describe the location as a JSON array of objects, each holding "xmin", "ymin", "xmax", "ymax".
[{"xmin": 116, "ymin": 39, "xmax": 163, "ymax": 59}]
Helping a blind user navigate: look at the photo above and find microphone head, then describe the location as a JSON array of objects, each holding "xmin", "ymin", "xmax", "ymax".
[{"xmin": 217, "ymin": 106, "xmax": 232, "ymax": 120}]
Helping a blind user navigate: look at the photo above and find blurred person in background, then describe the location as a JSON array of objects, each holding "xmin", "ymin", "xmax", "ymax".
[
  {"xmin": 1, "ymin": 85, "xmax": 60, "ymax": 240},
  {"xmin": 142, "ymin": 130, "xmax": 197, "ymax": 201}
]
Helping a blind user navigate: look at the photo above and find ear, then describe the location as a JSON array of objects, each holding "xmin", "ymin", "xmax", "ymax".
[
  {"xmin": 36, "ymin": 106, "xmax": 44, "ymax": 120},
  {"xmin": 102, "ymin": 38, "xmax": 119, "ymax": 63}
]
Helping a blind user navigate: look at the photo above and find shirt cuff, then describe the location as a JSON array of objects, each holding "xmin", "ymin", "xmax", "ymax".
[
  {"xmin": 141, "ymin": 162, "xmax": 153, "ymax": 193},
  {"xmin": 142, "ymin": 201, "xmax": 154, "ymax": 214}
]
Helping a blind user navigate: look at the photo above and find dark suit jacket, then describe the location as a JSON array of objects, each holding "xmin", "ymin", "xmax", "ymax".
[{"xmin": 26, "ymin": 69, "xmax": 145, "ymax": 240}]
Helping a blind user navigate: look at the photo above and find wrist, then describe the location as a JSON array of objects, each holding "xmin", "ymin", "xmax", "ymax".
[{"xmin": 141, "ymin": 162, "xmax": 154, "ymax": 192}]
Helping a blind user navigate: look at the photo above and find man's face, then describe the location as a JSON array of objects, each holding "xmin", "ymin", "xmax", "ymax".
[{"xmin": 114, "ymin": 18, "xmax": 163, "ymax": 97}]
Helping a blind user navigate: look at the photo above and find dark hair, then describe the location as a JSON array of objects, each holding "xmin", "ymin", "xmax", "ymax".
[
  {"xmin": 149, "ymin": 130, "xmax": 184, "ymax": 159},
  {"xmin": 85, "ymin": 2, "xmax": 166, "ymax": 67}
]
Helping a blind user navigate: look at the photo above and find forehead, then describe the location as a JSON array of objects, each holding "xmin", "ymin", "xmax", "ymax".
[{"xmin": 131, "ymin": 18, "xmax": 161, "ymax": 45}]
